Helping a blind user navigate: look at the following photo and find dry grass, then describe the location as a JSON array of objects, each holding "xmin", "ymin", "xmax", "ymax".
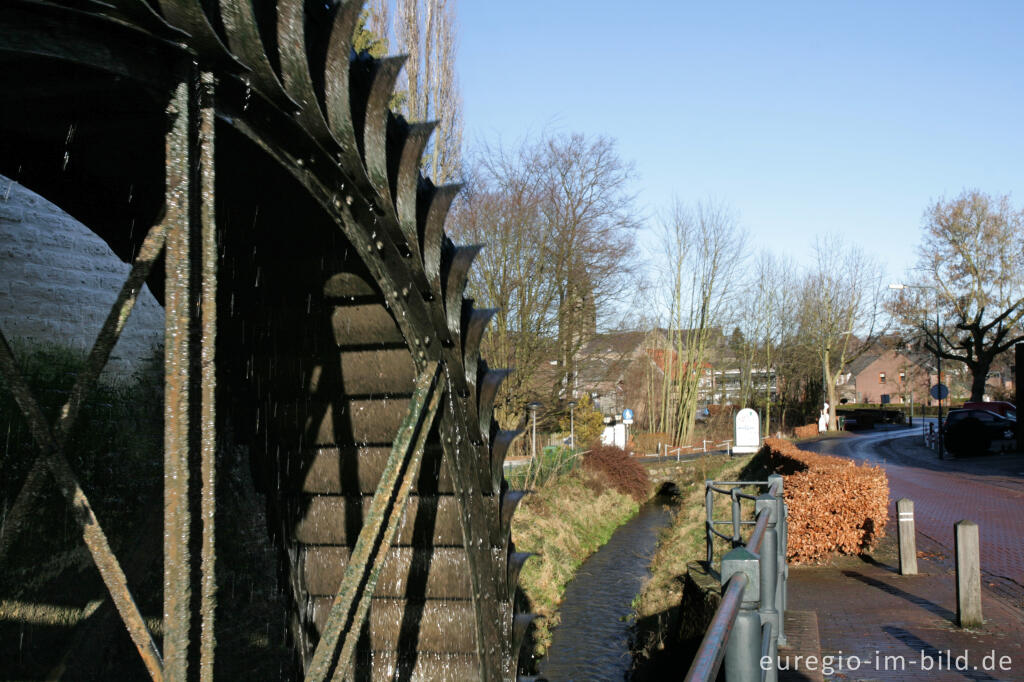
[{"xmin": 511, "ymin": 467, "xmax": 640, "ymax": 660}]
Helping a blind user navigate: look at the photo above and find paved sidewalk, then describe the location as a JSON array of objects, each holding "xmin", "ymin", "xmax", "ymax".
[
  {"xmin": 778, "ymin": 511, "xmax": 1024, "ymax": 682},
  {"xmin": 870, "ymin": 431, "xmax": 1024, "ymax": 610}
]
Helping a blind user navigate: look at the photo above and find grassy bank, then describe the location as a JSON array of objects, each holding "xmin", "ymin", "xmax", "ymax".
[
  {"xmin": 630, "ymin": 451, "xmax": 768, "ymax": 675},
  {"xmin": 511, "ymin": 466, "xmax": 641, "ymax": 664}
]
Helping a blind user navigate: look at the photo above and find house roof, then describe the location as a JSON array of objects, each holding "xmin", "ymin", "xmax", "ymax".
[
  {"xmin": 848, "ymin": 348, "xmax": 935, "ymax": 377},
  {"xmin": 846, "ymin": 353, "xmax": 880, "ymax": 377},
  {"xmin": 573, "ymin": 330, "xmax": 659, "ymax": 387},
  {"xmin": 578, "ymin": 330, "xmax": 650, "ymax": 356}
]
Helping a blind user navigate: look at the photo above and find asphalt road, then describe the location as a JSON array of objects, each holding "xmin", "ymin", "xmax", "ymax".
[{"xmin": 802, "ymin": 426, "xmax": 1024, "ymax": 612}]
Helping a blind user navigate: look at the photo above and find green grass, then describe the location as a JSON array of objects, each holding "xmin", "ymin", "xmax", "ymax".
[{"xmin": 0, "ymin": 345, "xmax": 165, "ymax": 678}]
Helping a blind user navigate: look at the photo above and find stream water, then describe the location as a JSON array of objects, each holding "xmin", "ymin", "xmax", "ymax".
[{"xmin": 538, "ymin": 499, "xmax": 674, "ymax": 681}]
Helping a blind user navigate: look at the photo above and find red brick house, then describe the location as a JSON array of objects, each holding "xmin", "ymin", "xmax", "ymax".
[{"xmin": 838, "ymin": 350, "xmax": 933, "ymax": 404}]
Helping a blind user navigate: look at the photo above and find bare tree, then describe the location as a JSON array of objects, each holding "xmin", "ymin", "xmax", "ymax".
[
  {"xmin": 536, "ymin": 134, "xmax": 641, "ymax": 393},
  {"xmin": 890, "ymin": 190, "xmax": 1024, "ymax": 401},
  {"xmin": 450, "ymin": 152, "xmax": 554, "ymax": 428},
  {"xmin": 396, "ymin": 0, "xmax": 463, "ymax": 184},
  {"xmin": 733, "ymin": 252, "xmax": 797, "ymax": 435},
  {"xmin": 353, "ymin": 0, "xmax": 390, "ymax": 56},
  {"xmin": 653, "ymin": 199, "xmax": 746, "ymax": 445},
  {"xmin": 450, "ymin": 135, "xmax": 640, "ymax": 427},
  {"xmin": 799, "ymin": 236, "xmax": 885, "ymax": 428}
]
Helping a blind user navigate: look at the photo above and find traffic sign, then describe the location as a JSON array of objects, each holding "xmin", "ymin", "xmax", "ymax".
[
  {"xmin": 622, "ymin": 408, "xmax": 634, "ymax": 425},
  {"xmin": 930, "ymin": 383, "xmax": 949, "ymax": 400}
]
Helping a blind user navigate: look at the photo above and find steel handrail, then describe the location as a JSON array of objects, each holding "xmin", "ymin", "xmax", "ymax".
[
  {"xmin": 706, "ymin": 479, "xmax": 773, "ymax": 563},
  {"xmin": 746, "ymin": 508, "xmax": 771, "ymax": 554},
  {"xmin": 707, "ymin": 526, "xmax": 736, "ymax": 542},
  {"xmin": 696, "ymin": 474, "xmax": 788, "ymax": 682},
  {"xmin": 683, "ymin": 572, "xmax": 749, "ymax": 682}
]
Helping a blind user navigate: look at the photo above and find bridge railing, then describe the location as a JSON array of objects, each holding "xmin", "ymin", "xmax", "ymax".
[
  {"xmin": 685, "ymin": 474, "xmax": 788, "ymax": 682},
  {"xmin": 661, "ymin": 439, "xmax": 734, "ymax": 460}
]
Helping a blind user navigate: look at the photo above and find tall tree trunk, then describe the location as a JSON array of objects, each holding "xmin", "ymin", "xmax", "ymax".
[{"xmin": 969, "ymin": 358, "xmax": 990, "ymax": 402}]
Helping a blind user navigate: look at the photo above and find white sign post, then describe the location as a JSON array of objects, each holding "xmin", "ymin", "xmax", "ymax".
[
  {"xmin": 731, "ymin": 408, "xmax": 761, "ymax": 455},
  {"xmin": 621, "ymin": 409, "xmax": 634, "ymax": 452}
]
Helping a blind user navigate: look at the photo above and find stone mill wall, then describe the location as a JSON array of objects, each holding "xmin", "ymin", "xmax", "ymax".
[{"xmin": 0, "ymin": 175, "xmax": 163, "ymax": 380}]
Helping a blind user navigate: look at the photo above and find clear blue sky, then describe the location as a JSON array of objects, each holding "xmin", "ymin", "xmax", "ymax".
[{"xmin": 457, "ymin": 1, "xmax": 1024, "ymax": 281}]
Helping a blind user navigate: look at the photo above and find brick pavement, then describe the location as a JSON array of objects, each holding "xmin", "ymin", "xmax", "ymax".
[
  {"xmin": 776, "ymin": 432, "xmax": 1024, "ymax": 681},
  {"xmin": 782, "ymin": 534, "xmax": 1024, "ymax": 681},
  {"xmin": 871, "ymin": 434, "xmax": 1024, "ymax": 611}
]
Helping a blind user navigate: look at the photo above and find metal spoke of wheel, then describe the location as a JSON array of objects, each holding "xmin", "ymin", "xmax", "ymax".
[
  {"xmin": 305, "ymin": 361, "xmax": 443, "ymax": 681},
  {"xmin": 0, "ymin": 329, "xmax": 164, "ymax": 680}
]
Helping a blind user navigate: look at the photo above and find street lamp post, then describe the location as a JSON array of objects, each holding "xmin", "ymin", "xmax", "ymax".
[
  {"xmin": 936, "ymin": 309, "xmax": 943, "ymax": 460},
  {"xmin": 889, "ymin": 283, "xmax": 944, "ymax": 460},
  {"xmin": 528, "ymin": 401, "xmax": 542, "ymax": 461},
  {"xmin": 567, "ymin": 400, "xmax": 577, "ymax": 451}
]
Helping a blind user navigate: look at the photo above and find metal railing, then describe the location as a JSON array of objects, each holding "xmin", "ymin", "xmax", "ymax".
[
  {"xmin": 685, "ymin": 474, "xmax": 788, "ymax": 682},
  {"xmin": 661, "ymin": 439, "xmax": 734, "ymax": 461}
]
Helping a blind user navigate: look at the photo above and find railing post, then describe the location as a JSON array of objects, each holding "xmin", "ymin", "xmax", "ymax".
[
  {"xmin": 755, "ymin": 495, "xmax": 779, "ymax": 682},
  {"xmin": 768, "ymin": 473, "xmax": 787, "ymax": 647},
  {"xmin": 706, "ymin": 481, "xmax": 714, "ymax": 564},
  {"xmin": 722, "ymin": 547, "xmax": 761, "ymax": 682},
  {"xmin": 731, "ymin": 488, "xmax": 742, "ymax": 545}
]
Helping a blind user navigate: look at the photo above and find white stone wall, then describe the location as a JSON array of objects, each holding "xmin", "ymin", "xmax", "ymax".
[{"xmin": 0, "ymin": 176, "xmax": 164, "ymax": 380}]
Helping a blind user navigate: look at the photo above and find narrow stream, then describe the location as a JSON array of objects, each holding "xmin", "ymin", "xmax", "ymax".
[{"xmin": 538, "ymin": 499, "xmax": 674, "ymax": 681}]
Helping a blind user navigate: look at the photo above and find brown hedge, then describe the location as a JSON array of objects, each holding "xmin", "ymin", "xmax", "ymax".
[
  {"xmin": 764, "ymin": 437, "xmax": 888, "ymax": 564},
  {"xmin": 793, "ymin": 423, "xmax": 818, "ymax": 439},
  {"xmin": 583, "ymin": 445, "xmax": 651, "ymax": 501}
]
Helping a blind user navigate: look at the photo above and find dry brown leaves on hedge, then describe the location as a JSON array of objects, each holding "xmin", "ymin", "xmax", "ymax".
[
  {"xmin": 793, "ymin": 424, "xmax": 819, "ymax": 439},
  {"xmin": 764, "ymin": 437, "xmax": 888, "ymax": 564}
]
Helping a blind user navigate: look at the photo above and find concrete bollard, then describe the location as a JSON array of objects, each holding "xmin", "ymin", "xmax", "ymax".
[
  {"xmin": 955, "ymin": 520, "xmax": 983, "ymax": 628},
  {"xmin": 722, "ymin": 547, "xmax": 762, "ymax": 682},
  {"xmin": 897, "ymin": 498, "xmax": 918, "ymax": 575}
]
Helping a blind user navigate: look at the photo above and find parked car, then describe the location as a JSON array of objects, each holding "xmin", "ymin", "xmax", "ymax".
[
  {"xmin": 942, "ymin": 408, "xmax": 1016, "ymax": 456},
  {"xmin": 960, "ymin": 401, "xmax": 1016, "ymax": 420}
]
